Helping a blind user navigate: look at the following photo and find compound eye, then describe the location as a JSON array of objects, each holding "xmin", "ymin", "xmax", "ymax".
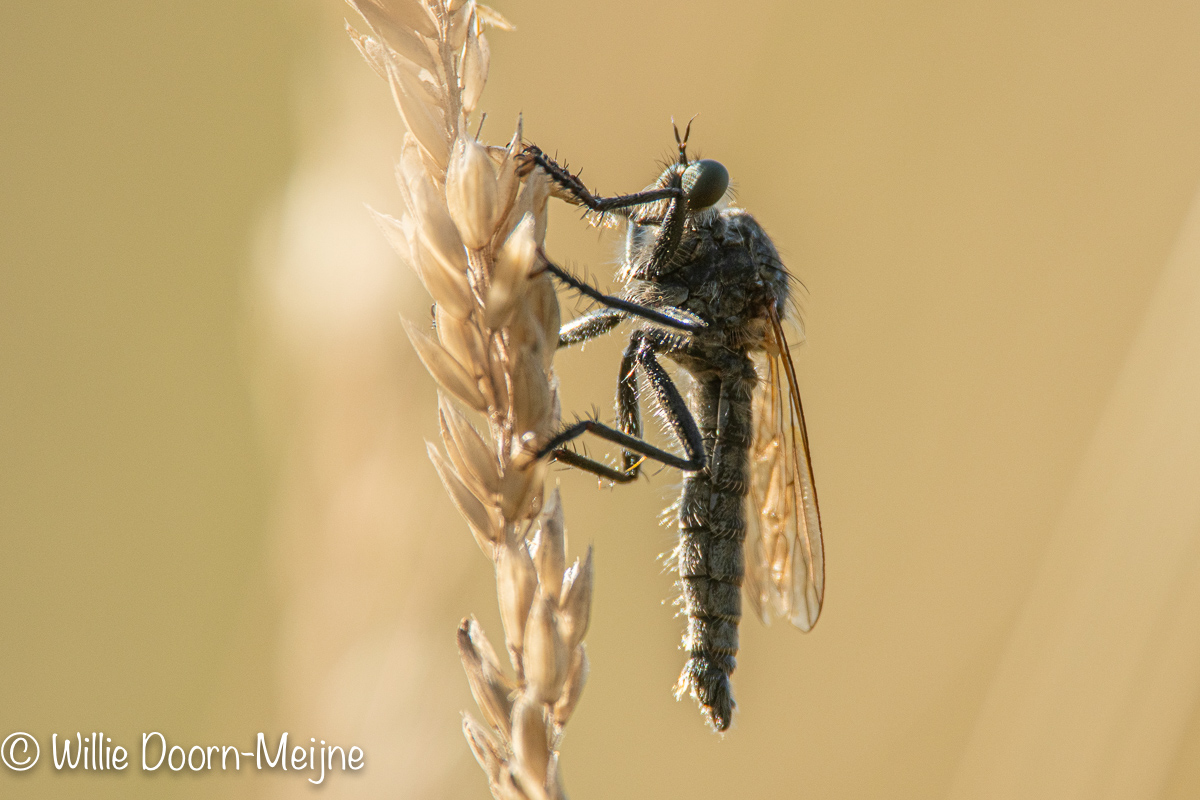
[{"xmin": 682, "ymin": 159, "xmax": 729, "ymax": 209}]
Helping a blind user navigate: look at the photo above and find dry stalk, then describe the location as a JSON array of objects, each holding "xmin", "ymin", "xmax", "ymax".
[{"xmin": 346, "ymin": 2, "xmax": 590, "ymax": 798}]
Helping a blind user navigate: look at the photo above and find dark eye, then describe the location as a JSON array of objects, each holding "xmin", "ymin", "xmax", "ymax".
[{"xmin": 682, "ymin": 159, "xmax": 729, "ymax": 209}]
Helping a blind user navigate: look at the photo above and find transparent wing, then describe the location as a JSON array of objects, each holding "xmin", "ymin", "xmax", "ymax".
[{"xmin": 744, "ymin": 306, "xmax": 825, "ymax": 631}]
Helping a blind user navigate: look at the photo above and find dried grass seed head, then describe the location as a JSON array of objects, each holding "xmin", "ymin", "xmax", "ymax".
[{"xmin": 348, "ymin": 3, "xmax": 586, "ymax": 797}]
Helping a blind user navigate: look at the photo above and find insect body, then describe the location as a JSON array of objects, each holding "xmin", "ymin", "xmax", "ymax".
[{"xmin": 526, "ymin": 128, "xmax": 823, "ymax": 731}]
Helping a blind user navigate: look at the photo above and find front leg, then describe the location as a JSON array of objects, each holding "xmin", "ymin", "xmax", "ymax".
[
  {"xmin": 527, "ymin": 151, "xmax": 690, "ymax": 281},
  {"xmin": 523, "ymin": 145, "xmax": 682, "ymax": 213}
]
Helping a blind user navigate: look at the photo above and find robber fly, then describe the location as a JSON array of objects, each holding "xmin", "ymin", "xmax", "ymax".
[{"xmin": 523, "ymin": 123, "xmax": 823, "ymax": 732}]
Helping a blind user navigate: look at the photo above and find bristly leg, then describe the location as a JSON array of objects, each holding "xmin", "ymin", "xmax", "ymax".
[
  {"xmin": 537, "ymin": 330, "xmax": 706, "ymax": 480},
  {"xmin": 522, "ymin": 145, "xmax": 682, "ymax": 213},
  {"xmin": 558, "ymin": 308, "xmax": 625, "ymax": 348},
  {"xmin": 539, "ymin": 257, "xmax": 704, "ymax": 335}
]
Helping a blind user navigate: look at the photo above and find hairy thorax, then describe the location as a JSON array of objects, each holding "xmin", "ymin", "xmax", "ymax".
[{"xmin": 624, "ymin": 207, "xmax": 789, "ymax": 374}]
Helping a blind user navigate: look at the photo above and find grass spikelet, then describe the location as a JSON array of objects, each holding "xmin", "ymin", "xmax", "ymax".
[{"xmin": 347, "ymin": 2, "xmax": 591, "ymax": 797}]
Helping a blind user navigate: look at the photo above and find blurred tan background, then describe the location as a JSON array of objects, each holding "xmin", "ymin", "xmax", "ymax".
[{"xmin": 4, "ymin": 1, "xmax": 1200, "ymax": 798}]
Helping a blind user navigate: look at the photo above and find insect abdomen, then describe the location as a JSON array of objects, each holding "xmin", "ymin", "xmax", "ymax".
[{"xmin": 674, "ymin": 358, "xmax": 755, "ymax": 731}]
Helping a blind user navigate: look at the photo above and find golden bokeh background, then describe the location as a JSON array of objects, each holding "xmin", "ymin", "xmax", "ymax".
[{"xmin": 4, "ymin": 1, "xmax": 1200, "ymax": 798}]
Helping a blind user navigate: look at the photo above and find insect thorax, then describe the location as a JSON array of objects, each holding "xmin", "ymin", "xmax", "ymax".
[{"xmin": 623, "ymin": 207, "xmax": 789, "ymax": 356}]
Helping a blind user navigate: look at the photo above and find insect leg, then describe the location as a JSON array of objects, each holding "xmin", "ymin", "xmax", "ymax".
[
  {"xmin": 617, "ymin": 333, "xmax": 643, "ymax": 475},
  {"xmin": 559, "ymin": 308, "xmax": 625, "ymax": 348},
  {"xmin": 542, "ymin": 334, "xmax": 641, "ymax": 481},
  {"xmin": 549, "ymin": 448, "xmax": 638, "ymax": 483},
  {"xmin": 539, "ymin": 332, "xmax": 705, "ymax": 476},
  {"xmin": 539, "ymin": 337, "xmax": 639, "ymax": 481},
  {"xmin": 540, "ymin": 258, "xmax": 703, "ymax": 333},
  {"xmin": 633, "ymin": 335, "xmax": 707, "ymax": 471},
  {"xmin": 523, "ymin": 145, "xmax": 682, "ymax": 213},
  {"xmin": 640, "ymin": 173, "xmax": 687, "ymax": 279},
  {"xmin": 540, "ymin": 417, "xmax": 699, "ymax": 474}
]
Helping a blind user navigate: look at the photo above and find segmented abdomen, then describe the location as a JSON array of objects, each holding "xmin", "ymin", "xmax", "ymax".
[{"xmin": 674, "ymin": 356, "xmax": 756, "ymax": 731}]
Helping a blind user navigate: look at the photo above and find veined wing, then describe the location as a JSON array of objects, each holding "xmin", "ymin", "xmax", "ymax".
[{"xmin": 744, "ymin": 305, "xmax": 825, "ymax": 631}]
